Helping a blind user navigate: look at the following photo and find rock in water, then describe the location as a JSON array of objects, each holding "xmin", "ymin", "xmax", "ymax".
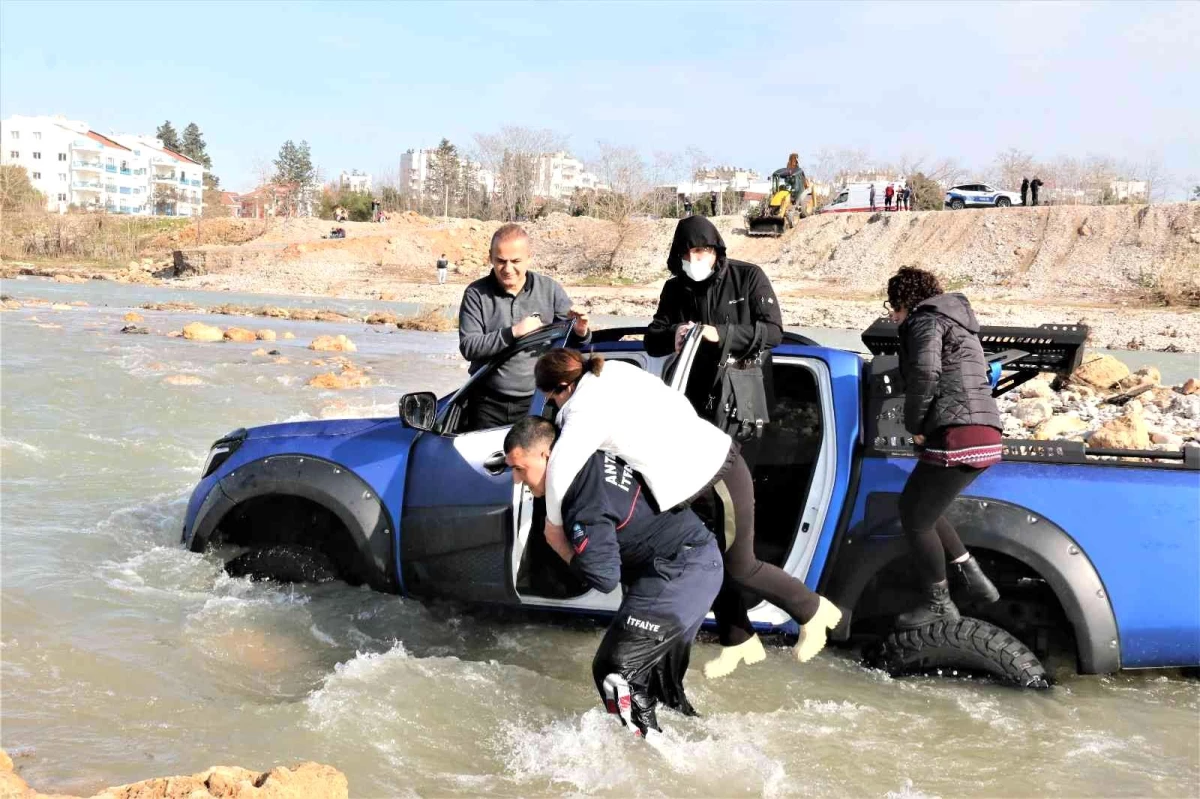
[
  {"xmin": 309, "ymin": 334, "xmax": 357, "ymax": 353},
  {"xmin": 182, "ymin": 322, "xmax": 224, "ymax": 342},
  {"xmin": 224, "ymin": 327, "xmax": 257, "ymax": 343},
  {"xmin": 256, "ymin": 329, "xmax": 277, "ymax": 341},
  {"xmin": 1072, "ymin": 354, "xmax": 1130, "ymax": 390},
  {"xmin": 120, "ymin": 325, "xmax": 149, "ymax": 335},
  {"xmin": 123, "ymin": 311, "xmax": 144, "ymax": 323}
]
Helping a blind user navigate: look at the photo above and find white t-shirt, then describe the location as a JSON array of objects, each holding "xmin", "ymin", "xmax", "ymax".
[{"xmin": 544, "ymin": 360, "xmax": 731, "ymax": 526}]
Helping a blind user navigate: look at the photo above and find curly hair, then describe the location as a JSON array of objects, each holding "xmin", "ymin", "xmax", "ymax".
[{"xmin": 887, "ymin": 267, "xmax": 944, "ymax": 312}]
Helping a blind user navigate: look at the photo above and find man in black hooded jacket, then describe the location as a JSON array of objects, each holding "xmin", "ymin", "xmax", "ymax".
[{"xmin": 645, "ymin": 215, "xmax": 783, "ymax": 434}]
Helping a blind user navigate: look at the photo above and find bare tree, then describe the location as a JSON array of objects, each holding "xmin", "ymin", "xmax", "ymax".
[
  {"xmin": 1140, "ymin": 153, "xmax": 1170, "ymax": 204},
  {"xmin": 474, "ymin": 126, "xmax": 566, "ymax": 220},
  {"xmin": 991, "ymin": 148, "xmax": 1037, "ymax": 191},
  {"xmin": 812, "ymin": 147, "xmax": 871, "ymax": 185}
]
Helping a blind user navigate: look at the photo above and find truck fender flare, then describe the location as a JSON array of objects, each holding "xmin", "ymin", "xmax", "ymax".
[
  {"xmin": 830, "ymin": 493, "xmax": 1120, "ymax": 674},
  {"xmin": 188, "ymin": 454, "xmax": 397, "ymax": 592}
]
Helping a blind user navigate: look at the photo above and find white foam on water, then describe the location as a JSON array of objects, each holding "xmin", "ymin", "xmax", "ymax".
[
  {"xmin": 0, "ymin": 436, "xmax": 45, "ymax": 458},
  {"xmin": 502, "ymin": 707, "xmax": 789, "ymax": 797},
  {"xmin": 308, "ymin": 623, "xmax": 339, "ymax": 647},
  {"xmin": 1064, "ymin": 730, "xmax": 1133, "ymax": 760},
  {"xmin": 884, "ymin": 778, "xmax": 941, "ymax": 799}
]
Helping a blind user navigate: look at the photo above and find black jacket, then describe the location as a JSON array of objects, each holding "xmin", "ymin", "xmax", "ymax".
[
  {"xmin": 898, "ymin": 293, "xmax": 1002, "ymax": 435},
  {"xmin": 562, "ymin": 452, "xmax": 712, "ymax": 593},
  {"xmin": 646, "ymin": 217, "xmax": 783, "ymax": 413}
]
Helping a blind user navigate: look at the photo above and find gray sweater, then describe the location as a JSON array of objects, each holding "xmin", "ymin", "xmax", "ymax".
[{"xmin": 457, "ymin": 270, "xmax": 587, "ymax": 397}]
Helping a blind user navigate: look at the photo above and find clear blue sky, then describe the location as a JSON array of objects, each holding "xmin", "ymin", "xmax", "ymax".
[{"xmin": 3, "ymin": 0, "xmax": 1196, "ymax": 195}]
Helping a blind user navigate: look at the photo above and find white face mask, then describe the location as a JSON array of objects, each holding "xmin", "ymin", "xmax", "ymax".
[{"xmin": 681, "ymin": 255, "xmax": 715, "ymax": 282}]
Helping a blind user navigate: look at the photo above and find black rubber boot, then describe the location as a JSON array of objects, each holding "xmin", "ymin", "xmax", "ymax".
[
  {"xmin": 948, "ymin": 555, "xmax": 1001, "ymax": 606},
  {"xmin": 896, "ymin": 580, "xmax": 961, "ymax": 630}
]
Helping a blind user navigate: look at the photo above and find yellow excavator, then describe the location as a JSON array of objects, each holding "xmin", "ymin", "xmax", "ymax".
[{"xmin": 746, "ymin": 153, "xmax": 814, "ymax": 237}]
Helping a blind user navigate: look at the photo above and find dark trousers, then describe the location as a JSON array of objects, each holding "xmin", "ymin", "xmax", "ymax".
[
  {"xmin": 897, "ymin": 461, "xmax": 982, "ymax": 584},
  {"xmin": 691, "ymin": 447, "xmax": 822, "ymax": 646},
  {"xmin": 593, "ymin": 538, "xmax": 723, "ymax": 732},
  {"xmin": 466, "ymin": 389, "xmax": 532, "ymax": 432}
]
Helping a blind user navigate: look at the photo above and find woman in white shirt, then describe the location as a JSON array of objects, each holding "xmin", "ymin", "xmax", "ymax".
[{"xmin": 535, "ymin": 348, "xmax": 843, "ymax": 677}]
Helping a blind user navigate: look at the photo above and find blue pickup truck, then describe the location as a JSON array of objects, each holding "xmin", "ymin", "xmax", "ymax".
[{"xmin": 181, "ymin": 321, "xmax": 1200, "ymax": 687}]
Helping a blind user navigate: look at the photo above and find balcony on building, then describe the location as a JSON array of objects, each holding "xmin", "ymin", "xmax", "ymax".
[
  {"xmin": 72, "ymin": 160, "xmax": 102, "ymax": 171},
  {"xmin": 105, "ymin": 164, "xmax": 117, "ymax": 173},
  {"xmin": 72, "ymin": 138, "xmax": 101, "ymax": 152},
  {"xmin": 120, "ymin": 167, "xmax": 131, "ymax": 175},
  {"xmin": 152, "ymin": 171, "xmax": 177, "ymax": 182}
]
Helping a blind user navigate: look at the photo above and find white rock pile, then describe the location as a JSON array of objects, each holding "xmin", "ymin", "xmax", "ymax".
[{"xmin": 997, "ymin": 353, "xmax": 1199, "ymax": 452}]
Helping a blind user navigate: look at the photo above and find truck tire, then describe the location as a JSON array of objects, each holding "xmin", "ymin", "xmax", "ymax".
[
  {"xmin": 225, "ymin": 544, "xmax": 340, "ymax": 584},
  {"xmin": 996, "ymin": 196, "xmax": 1011, "ymax": 207},
  {"xmin": 949, "ymin": 198, "xmax": 965, "ymax": 210},
  {"xmin": 869, "ymin": 617, "xmax": 1050, "ymax": 689}
]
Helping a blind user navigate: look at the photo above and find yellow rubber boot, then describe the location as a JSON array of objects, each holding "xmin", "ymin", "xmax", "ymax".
[
  {"xmin": 704, "ymin": 634, "xmax": 767, "ymax": 679},
  {"xmin": 795, "ymin": 596, "xmax": 843, "ymax": 664}
]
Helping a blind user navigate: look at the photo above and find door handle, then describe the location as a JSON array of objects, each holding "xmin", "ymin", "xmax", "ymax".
[{"xmin": 484, "ymin": 451, "xmax": 509, "ymax": 475}]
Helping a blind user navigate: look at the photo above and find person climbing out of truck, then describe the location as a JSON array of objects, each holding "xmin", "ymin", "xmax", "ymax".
[
  {"xmin": 534, "ymin": 347, "xmax": 844, "ymax": 679},
  {"xmin": 640, "ymin": 214, "xmax": 841, "ymax": 675},
  {"xmin": 886, "ymin": 266, "xmax": 1004, "ymax": 629},
  {"xmin": 504, "ymin": 416, "xmax": 723, "ymax": 740},
  {"xmin": 458, "ymin": 223, "xmax": 590, "ymax": 431}
]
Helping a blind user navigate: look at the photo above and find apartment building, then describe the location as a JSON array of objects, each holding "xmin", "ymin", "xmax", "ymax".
[
  {"xmin": 400, "ymin": 148, "xmax": 495, "ymax": 198},
  {"xmin": 0, "ymin": 114, "xmax": 204, "ymax": 216},
  {"xmin": 338, "ymin": 169, "xmax": 372, "ymax": 193},
  {"xmin": 533, "ymin": 151, "xmax": 604, "ymax": 201}
]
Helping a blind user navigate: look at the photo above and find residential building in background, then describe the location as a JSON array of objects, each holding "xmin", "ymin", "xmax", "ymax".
[
  {"xmin": 400, "ymin": 147, "xmax": 495, "ymax": 199},
  {"xmin": 533, "ymin": 151, "xmax": 603, "ymax": 201},
  {"xmin": 1110, "ymin": 179, "xmax": 1148, "ymax": 202},
  {"xmin": 338, "ymin": 169, "xmax": 372, "ymax": 193},
  {"xmin": 0, "ymin": 114, "xmax": 204, "ymax": 215}
]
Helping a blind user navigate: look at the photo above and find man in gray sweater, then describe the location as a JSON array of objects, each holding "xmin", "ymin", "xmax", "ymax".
[{"xmin": 458, "ymin": 223, "xmax": 589, "ymax": 430}]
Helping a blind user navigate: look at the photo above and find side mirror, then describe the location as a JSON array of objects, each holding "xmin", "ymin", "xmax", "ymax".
[{"xmin": 399, "ymin": 392, "xmax": 437, "ymax": 431}]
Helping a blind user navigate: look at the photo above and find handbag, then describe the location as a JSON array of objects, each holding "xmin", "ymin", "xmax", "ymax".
[{"xmin": 706, "ymin": 334, "xmax": 771, "ymax": 441}]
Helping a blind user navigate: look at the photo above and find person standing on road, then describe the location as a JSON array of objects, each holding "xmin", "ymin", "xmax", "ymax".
[
  {"xmin": 436, "ymin": 253, "xmax": 449, "ymax": 286},
  {"xmin": 504, "ymin": 416, "xmax": 723, "ymax": 740},
  {"xmin": 1020, "ymin": 177, "xmax": 1030, "ymax": 207},
  {"xmin": 885, "ymin": 267, "xmax": 1003, "ymax": 629},
  {"xmin": 869, "ymin": 183, "xmax": 877, "ymax": 211},
  {"xmin": 710, "ymin": 191, "xmax": 719, "ymax": 216},
  {"xmin": 1030, "ymin": 176, "xmax": 1043, "ymax": 206},
  {"xmin": 457, "ymin": 223, "xmax": 590, "ymax": 431},
  {"xmin": 885, "ymin": 183, "xmax": 895, "ymax": 211}
]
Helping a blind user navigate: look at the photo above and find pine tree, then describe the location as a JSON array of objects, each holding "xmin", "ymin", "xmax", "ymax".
[
  {"xmin": 424, "ymin": 138, "xmax": 461, "ymax": 216},
  {"xmin": 180, "ymin": 123, "xmax": 211, "ymax": 168},
  {"xmin": 273, "ymin": 139, "xmax": 315, "ymax": 185},
  {"xmin": 156, "ymin": 121, "xmax": 180, "ymax": 152}
]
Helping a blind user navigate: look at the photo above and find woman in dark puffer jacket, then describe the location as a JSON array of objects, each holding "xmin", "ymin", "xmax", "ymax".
[{"xmin": 887, "ymin": 267, "xmax": 1003, "ymax": 628}]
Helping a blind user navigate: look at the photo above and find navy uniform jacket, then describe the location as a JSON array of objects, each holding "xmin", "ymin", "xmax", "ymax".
[{"xmin": 560, "ymin": 451, "xmax": 712, "ymax": 593}]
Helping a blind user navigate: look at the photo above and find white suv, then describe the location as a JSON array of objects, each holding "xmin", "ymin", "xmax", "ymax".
[{"xmin": 944, "ymin": 183, "xmax": 1023, "ymax": 209}]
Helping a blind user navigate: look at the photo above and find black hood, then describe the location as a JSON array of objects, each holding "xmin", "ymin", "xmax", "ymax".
[
  {"xmin": 913, "ymin": 292, "xmax": 980, "ymax": 334},
  {"xmin": 666, "ymin": 216, "xmax": 727, "ymax": 277}
]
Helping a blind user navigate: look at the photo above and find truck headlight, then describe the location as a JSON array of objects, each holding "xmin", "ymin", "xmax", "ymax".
[{"xmin": 201, "ymin": 428, "xmax": 247, "ymax": 478}]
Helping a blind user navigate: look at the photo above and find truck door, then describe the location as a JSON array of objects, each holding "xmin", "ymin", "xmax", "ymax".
[
  {"xmin": 667, "ymin": 332, "xmax": 846, "ymax": 628},
  {"xmin": 400, "ymin": 326, "xmax": 568, "ymax": 604}
]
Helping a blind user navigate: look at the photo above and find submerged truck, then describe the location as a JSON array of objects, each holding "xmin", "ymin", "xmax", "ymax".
[{"xmin": 181, "ymin": 321, "xmax": 1200, "ymax": 687}]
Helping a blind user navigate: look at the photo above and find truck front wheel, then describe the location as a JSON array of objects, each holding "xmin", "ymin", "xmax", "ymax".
[{"xmin": 868, "ymin": 617, "xmax": 1050, "ymax": 689}]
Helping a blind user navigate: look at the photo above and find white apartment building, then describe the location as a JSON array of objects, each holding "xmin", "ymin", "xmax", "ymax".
[
  {"xmin": 400, "ymin": 148, "xmax": 495, "ymax": 198},
  {"xmin": 534, "ymin": 151, "xmax": 604, "ymax": 201},
  {"xmin": 0, "ymin": 114, "xmax": 204, "ymax": 216},
  {"xmin": 1110, "ymin": 179, "xmax": 1148, "ymax": 202},
  {"xmin": 338, "ymin": 169, "xmax": 372, "ymax": 193}
]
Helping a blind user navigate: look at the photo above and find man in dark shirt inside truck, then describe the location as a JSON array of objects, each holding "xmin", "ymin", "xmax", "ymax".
[
  {"xmin": 504, "ymin": 416, "xmax": 723, "ymax": 740},
  {"xmin": 458, "ymin": 223, "xmax": 590, "ymax": 431}
]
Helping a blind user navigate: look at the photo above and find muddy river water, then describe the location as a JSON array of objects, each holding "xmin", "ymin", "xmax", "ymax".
[{"xmin": 1, "ymin": 278, "xmax": 1197, "ymax": 797}]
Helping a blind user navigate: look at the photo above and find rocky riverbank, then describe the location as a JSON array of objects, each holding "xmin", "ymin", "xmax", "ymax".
[{"xmin": 0, "ymin": 749, "xmax": 347, "ymax": 799}]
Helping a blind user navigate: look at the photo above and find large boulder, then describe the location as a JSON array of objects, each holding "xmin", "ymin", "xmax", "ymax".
[
  {"xmin": 1182, "ymin": 378, "xmax": 1199, "ymax": 395},
  {"xmin": 308, "ymin": 366, "xmax": 370, "ymax": 389},
  {"xmin": 309, "ymin": 335, "xmax": 357, "ymax": 353},
  {"xmin": 1033, "ymin": 415, "xmax": 1089, "ymax": 441},
  {"xmin": 224, "ymin": 327, "xmax": 257, "ymax": 343},
  {"xmin": 1015, "ymin": 397, "xmax": 1054, "ymax": 427},
  {"xmin": 1019, "ymin": 380, "xmax": 1056, "ymax": 400},
  {"xmin": 282, "ymin": 331, "xmax": 296, "ymax": 340},
  {"xmin": 1072, "ymin": 354, "xmax": 1130, "ymax": 390},
  {"xmin": 123, "ymin": 311, "xmax": 144, "ymax": 323},
  {"xmin": 256, "ymin": 329, "xmax": 277, "ymax": 342},
  {"xmin": 1089, "ymin": 405, "xmax": 1150, "ymax": 450},
  {"xmin": 182, "ymin": 322, "xmax": 224, "ymax": 342}
]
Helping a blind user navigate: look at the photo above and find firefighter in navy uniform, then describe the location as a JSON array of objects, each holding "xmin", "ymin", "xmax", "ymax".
[{"xmin": 504, "ymin": 416, "xmax": 723, "ymax": 738}]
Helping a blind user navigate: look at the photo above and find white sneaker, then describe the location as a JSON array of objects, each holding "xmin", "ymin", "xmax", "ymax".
[
  {"xmin": 703, "ymin": 634, "xmax": 767, "ymax": 679},
  {"xmin": 795, "ymin": 596, "xmax": 842, "ymax": 663}
]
